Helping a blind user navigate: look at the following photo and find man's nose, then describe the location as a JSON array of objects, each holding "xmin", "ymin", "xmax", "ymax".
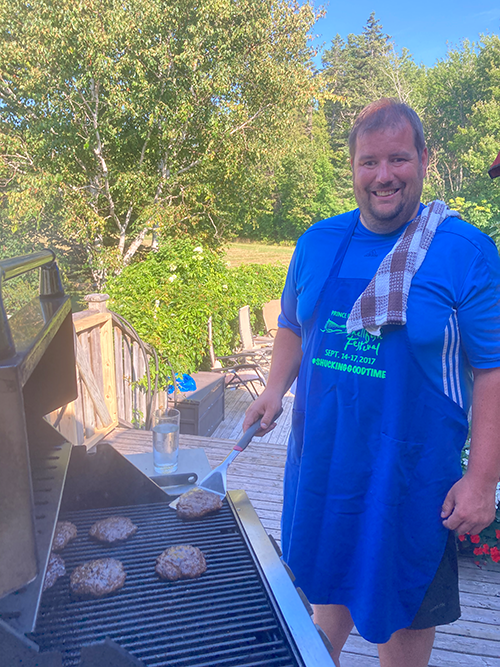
[{"xmin": 375, "ymin": 160, "xmax": 392, "ymax": 183}]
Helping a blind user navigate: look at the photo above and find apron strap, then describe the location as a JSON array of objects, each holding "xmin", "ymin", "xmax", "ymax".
[
  {"xmin": 311, "ymin": 211, "xmax": 361, "ymax": 324},
  {"xmin": 330, "ymin": 211, "xmax": 360, "ymax": 279}
]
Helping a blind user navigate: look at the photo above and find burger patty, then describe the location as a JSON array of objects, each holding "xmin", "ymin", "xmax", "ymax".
[
  {"xmin": 176, "ymin": 488, "xmax": 222, "ymax": 520},
  {"xmin": 70, "ymin": 558, "xmax": 126, "ymax": 597},
  {"xmin": 89, "ymin": 516, "xmax": 137, "ymax": 544},
  {"xmin": 155, "ymin": 545, "xmax": 207, "ymax": 581},
  {"xmin": 52, "ymin": 521, "xmax": 77, "ymax": 552},
  {"xmin": 43, "ymin": 552, "xmax": 66, "ymax": 592}
]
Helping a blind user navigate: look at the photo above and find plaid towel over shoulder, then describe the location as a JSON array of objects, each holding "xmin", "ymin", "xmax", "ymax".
[{"xmin": 346, "ymin": 200, "xmax": 460, "ymax": 337}]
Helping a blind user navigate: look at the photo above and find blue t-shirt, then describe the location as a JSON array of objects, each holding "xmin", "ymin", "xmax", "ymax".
[{"xmin": 279, "ymin": 207, "xmax": 500, "ymax": 412}]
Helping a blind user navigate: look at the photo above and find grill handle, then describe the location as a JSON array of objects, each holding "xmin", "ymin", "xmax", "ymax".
[
  {"xmin": 0, "ymin": 249, "xmax": 56, "ymax": 282},
  {"xmin": 235, "ymin": 408, "xmax": 283, "ymax": 452},
  {"xmin": 0, "ymin": 250, "xmax": 64, "ymax": 361}
]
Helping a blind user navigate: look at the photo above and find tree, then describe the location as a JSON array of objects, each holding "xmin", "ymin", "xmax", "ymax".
[
  {"xmin": 320, "ymin": 13, "xmax": 422, "ymax": 205},
  {"xmin": 0, "ymin": 0, "xmax": 318, "ymax": 286},
  {"xmin": 243, "ymin": 106, "xmax": 347, "ymax": 241},
  {"xmin": 418, "ymin": 36, "xmax": 500, "ymax": 239},
  {"xmin": 322, "ymin": 13, "xmax": 398, "ymax": 145},
  {"xmin": 421, "ymin": 41, "xmax": 482, "ymax": 200}
]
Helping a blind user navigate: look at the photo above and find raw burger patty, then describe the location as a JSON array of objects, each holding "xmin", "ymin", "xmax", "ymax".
[
  {"xmin": 89, "ymin": 516, "xmax": 137, "ymax": 544},
  {"xmin": 52, "ymin": 521, "xmax": 77, "ymax": 551},
  {"xmin": 70, "ymin": 558, "xmax": 126, "ymax": 597},
  {"xmin": 155, "ymin": 545, "xmax": 207, "ymax": 581},
  {"xmin": 176, "ymin": 488, "xmax": 222, "ymax": 520},
  {"xmin": 43, "ymin": 552, "xmax": 66, "ymax": 591}
]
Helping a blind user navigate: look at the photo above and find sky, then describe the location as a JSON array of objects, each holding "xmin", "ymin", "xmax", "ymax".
[{"xmin": 312, "ymin": 0, "xmax": 500, "ymax": 68}]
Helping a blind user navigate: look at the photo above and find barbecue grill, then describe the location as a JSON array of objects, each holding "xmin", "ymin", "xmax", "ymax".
[{"xmin": 0, "ymin": 251, "xmax": 333, "ymax": 666}]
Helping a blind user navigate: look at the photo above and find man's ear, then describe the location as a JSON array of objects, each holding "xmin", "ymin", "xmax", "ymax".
[{"xmin": 421, "ymin": 146, "xmax": 429, "ymax": 177}]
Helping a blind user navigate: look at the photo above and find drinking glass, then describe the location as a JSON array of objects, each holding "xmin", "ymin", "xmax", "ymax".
[{"xmin": 152, "ymin": 408, "xmax": 180, "ymax": 473}]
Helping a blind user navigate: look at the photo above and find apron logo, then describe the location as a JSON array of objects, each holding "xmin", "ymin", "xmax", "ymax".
[
  {"xmin": 315, "ymin": 310, "xmax": 386, "ymax": 378},
  {"xmin": 321, "ymin": 311, "xmax": 382, "ymax": 355},
  {"xmin": 311, "ymin": 357, "xmax": 387, "ymax": 378}
]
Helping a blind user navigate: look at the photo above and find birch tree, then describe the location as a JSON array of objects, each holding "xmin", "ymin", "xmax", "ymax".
[{"xmin": 0, "ymin": 0, "xmax": 317, "ymax": 285}]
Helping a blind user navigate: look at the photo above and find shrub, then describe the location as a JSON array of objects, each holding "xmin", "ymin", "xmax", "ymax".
[{"xmin": 106, "ymin": 237, "xmax": 286, "ymax": 385}]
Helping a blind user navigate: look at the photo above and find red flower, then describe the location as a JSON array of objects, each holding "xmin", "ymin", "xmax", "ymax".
[
  {"xmin": 458, "ymin": 534, "xmax": 466, "ymax": 542},
  {"xmin": 482, "ymin": 544, "xmax": 490, "ymax": 554},
  {"xmin": 490, "ymin": 547, "xmax": 500, "ymax": 563},
  {"xmin": 496, "ymin": 529, "xmax": 500, "ymax": 540},
  {"xmin": 473, "ymin": 547, "xmax": 483, "ymax": 556},
  {"xmin": 470, "ymin": 534, "xmax": 481, "ymax": 544}
]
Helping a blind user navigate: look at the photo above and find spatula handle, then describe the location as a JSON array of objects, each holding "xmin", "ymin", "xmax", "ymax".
[{"xmin": 234, "ymin": 408, "xmax": 283, "ymax": 452}]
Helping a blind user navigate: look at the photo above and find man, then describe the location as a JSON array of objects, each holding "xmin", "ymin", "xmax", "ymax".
[{"xmin": 243, "ymin": 99, "xmax": 500, "ymax": 667}]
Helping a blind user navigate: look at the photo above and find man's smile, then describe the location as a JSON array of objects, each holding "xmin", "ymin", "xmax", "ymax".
[{"xmin": 373, "ymin": 189, "xmax": 399, "ymax": 197}]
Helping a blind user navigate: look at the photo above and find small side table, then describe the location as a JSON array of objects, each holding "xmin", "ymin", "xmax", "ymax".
[{"xmin": 125, "ymin": 448, "xmax": 212, "ymax": 496}]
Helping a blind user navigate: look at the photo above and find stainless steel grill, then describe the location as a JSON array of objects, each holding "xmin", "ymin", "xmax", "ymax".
[{"xmin": 0, "ymin": 251, "xmax": 333, "ymax": 667}]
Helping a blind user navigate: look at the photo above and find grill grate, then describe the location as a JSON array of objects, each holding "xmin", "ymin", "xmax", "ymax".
[{"xmin": 31, "ymin": 501, "xmax": 302, "ymax": 667}]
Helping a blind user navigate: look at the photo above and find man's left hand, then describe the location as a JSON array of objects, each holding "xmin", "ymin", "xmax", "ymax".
[{"xmin": 441, "ymin": 473, "xmax": 497, "ymax": 535}]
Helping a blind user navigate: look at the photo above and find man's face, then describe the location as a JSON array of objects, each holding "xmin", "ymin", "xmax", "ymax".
[{"xmin": 351, "ymin": 121, "xmax": 428, "ymax": 234}]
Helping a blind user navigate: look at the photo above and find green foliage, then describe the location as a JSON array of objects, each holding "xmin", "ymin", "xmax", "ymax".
[
  {"xmin": 240, "ymin": 107, "xmax": 346, "ymax": 242},
  {"xmin": 421, "ymin": 41, "xmax": 483, "ymax": 200},
  {"xmin": 418, "ymin": 36, "xmax": 500, "ymax": 239},
  {"xmin": 106, "ymin": 236, "xmax": 286, "ymax": 382},
  {"xmin": 3, "ymin": 5, "xmax": 500, "ymax": 297},
  {"xmin": 449, "ymin": 197, "xmax": 497, "ymax": 238},
  {"xmin": 0, "ymin": 0, "xmax": 318, "ymax": 287}
]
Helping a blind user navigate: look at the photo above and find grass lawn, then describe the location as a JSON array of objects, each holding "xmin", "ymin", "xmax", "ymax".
[{"xmin": 224, "ymin": 242, "xmax": 295, "ymax": 268}]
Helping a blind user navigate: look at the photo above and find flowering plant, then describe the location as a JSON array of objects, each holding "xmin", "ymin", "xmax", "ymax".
[
  {"xmin": 459, "ymin": 442, "xmax": 500, "ymax": 566},
  {"xmin": 457, "ymin": 506, "xmax": 500, "ymax": 565}
]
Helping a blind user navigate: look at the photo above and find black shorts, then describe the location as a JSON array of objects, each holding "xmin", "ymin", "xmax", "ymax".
[{"xmin": 408, "ymin": 530, "xmax": 460, "ymax": 630}]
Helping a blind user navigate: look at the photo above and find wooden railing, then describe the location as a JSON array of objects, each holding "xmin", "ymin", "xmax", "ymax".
[{"xmin": 47, "ymin": 294, "xmax": 164, "ymax": 448}]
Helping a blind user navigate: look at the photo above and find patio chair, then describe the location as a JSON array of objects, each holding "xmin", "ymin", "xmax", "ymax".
[
  {"xmin": 207, "ymin": 316, "xmax": 267, "ymax": 400},
  {"xmin": 262, "ymin": 299, "xmax": 281, "ymax": 338},
  {"xmin": 237, "ymin": 305, "xmax": 274, "ymax": 367}
]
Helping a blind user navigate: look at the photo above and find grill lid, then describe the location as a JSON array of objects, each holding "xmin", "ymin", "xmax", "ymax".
[{"xmin": 0, "ymin": 251, "xmax": 76, "ymax": 600}]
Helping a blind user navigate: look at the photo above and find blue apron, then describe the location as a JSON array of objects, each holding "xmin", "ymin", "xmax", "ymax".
[{"xmin": 281, "ymin": 213, "xmax": 469, "ymax": 644}]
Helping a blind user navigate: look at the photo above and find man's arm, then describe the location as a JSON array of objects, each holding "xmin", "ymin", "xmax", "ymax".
[
  {"xmin": 441, "ymin": 366, "xmax": 500, "ymax": 534},
  {"xmin": 242, "ymin": 327, "xmax": 302, "ymax": 434}
]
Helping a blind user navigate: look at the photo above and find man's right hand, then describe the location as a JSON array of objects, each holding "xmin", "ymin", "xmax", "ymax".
[
  {"xmin": 243, "ymin": 390, "xmax": 283, "ymax": 436},
  {"xmin": 242, "ymin": 326, "xmax": 302, "ymax": 436}
]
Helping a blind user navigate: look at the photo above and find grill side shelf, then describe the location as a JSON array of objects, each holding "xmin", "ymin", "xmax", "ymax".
[
  {"xmin": 0, "ymin": 441, "xmax": 72, "ymax": 634},
  {"xmin": 227, "ymin": 490, "xmax": 335, "ymax": 667}
]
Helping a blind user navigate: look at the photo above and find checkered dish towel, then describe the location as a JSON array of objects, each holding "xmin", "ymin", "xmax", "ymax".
[{"xmin": 346, "ymin": 200, "xmax": 460, "ymax": 337}]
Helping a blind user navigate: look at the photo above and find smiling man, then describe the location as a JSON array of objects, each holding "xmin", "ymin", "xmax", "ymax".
[
  {"xmin": 350, "ymin": 112, "xmax": 428, "ymax": 233},
  {"xmin": 244, "ymin": 99, "xmax": 500, "ymax": 666}
]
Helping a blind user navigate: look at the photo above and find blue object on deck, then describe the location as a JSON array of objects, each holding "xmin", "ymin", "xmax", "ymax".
[{"xmin": 168, "ymin": 373, "xmax": 197, "ymax": 394}]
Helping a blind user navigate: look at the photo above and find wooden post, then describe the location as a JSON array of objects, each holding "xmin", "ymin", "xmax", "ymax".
[
  {"xmin": 85, "ymin": 295, "xmax": 118, "ymax": 427},
  {"xmin": 47, "ymin": 293, "xmax": 154, "ymax": 447},
  {"xmin": 114, "ymin": 326, "xmax": 125, "ymax": 423}
]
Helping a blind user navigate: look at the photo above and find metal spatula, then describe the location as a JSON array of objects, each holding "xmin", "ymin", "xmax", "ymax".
[{"xmin": 169, "ymin": 408, "xmax": 282, "ymax": 508}]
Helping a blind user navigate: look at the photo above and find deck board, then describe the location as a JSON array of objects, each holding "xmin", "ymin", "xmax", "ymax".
[{"xmin": 102, "ymin": 386, "xmax": 500, "ymax": 667}]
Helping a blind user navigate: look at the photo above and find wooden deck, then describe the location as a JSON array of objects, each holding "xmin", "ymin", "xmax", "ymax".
[{"xmin": 103, "ymin": 386, "xmax": 500, "ymax": 667}]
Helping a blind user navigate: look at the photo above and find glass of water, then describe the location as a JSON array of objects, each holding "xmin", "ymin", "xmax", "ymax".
[{"xmin": 152, "ymin": 408, "xmax": 180, "ymax": 473}]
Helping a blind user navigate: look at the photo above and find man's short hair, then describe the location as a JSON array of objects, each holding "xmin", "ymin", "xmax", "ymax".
[{"xmin": 349, "ymin": 98, "xmax": 426, "ymax": 159}]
